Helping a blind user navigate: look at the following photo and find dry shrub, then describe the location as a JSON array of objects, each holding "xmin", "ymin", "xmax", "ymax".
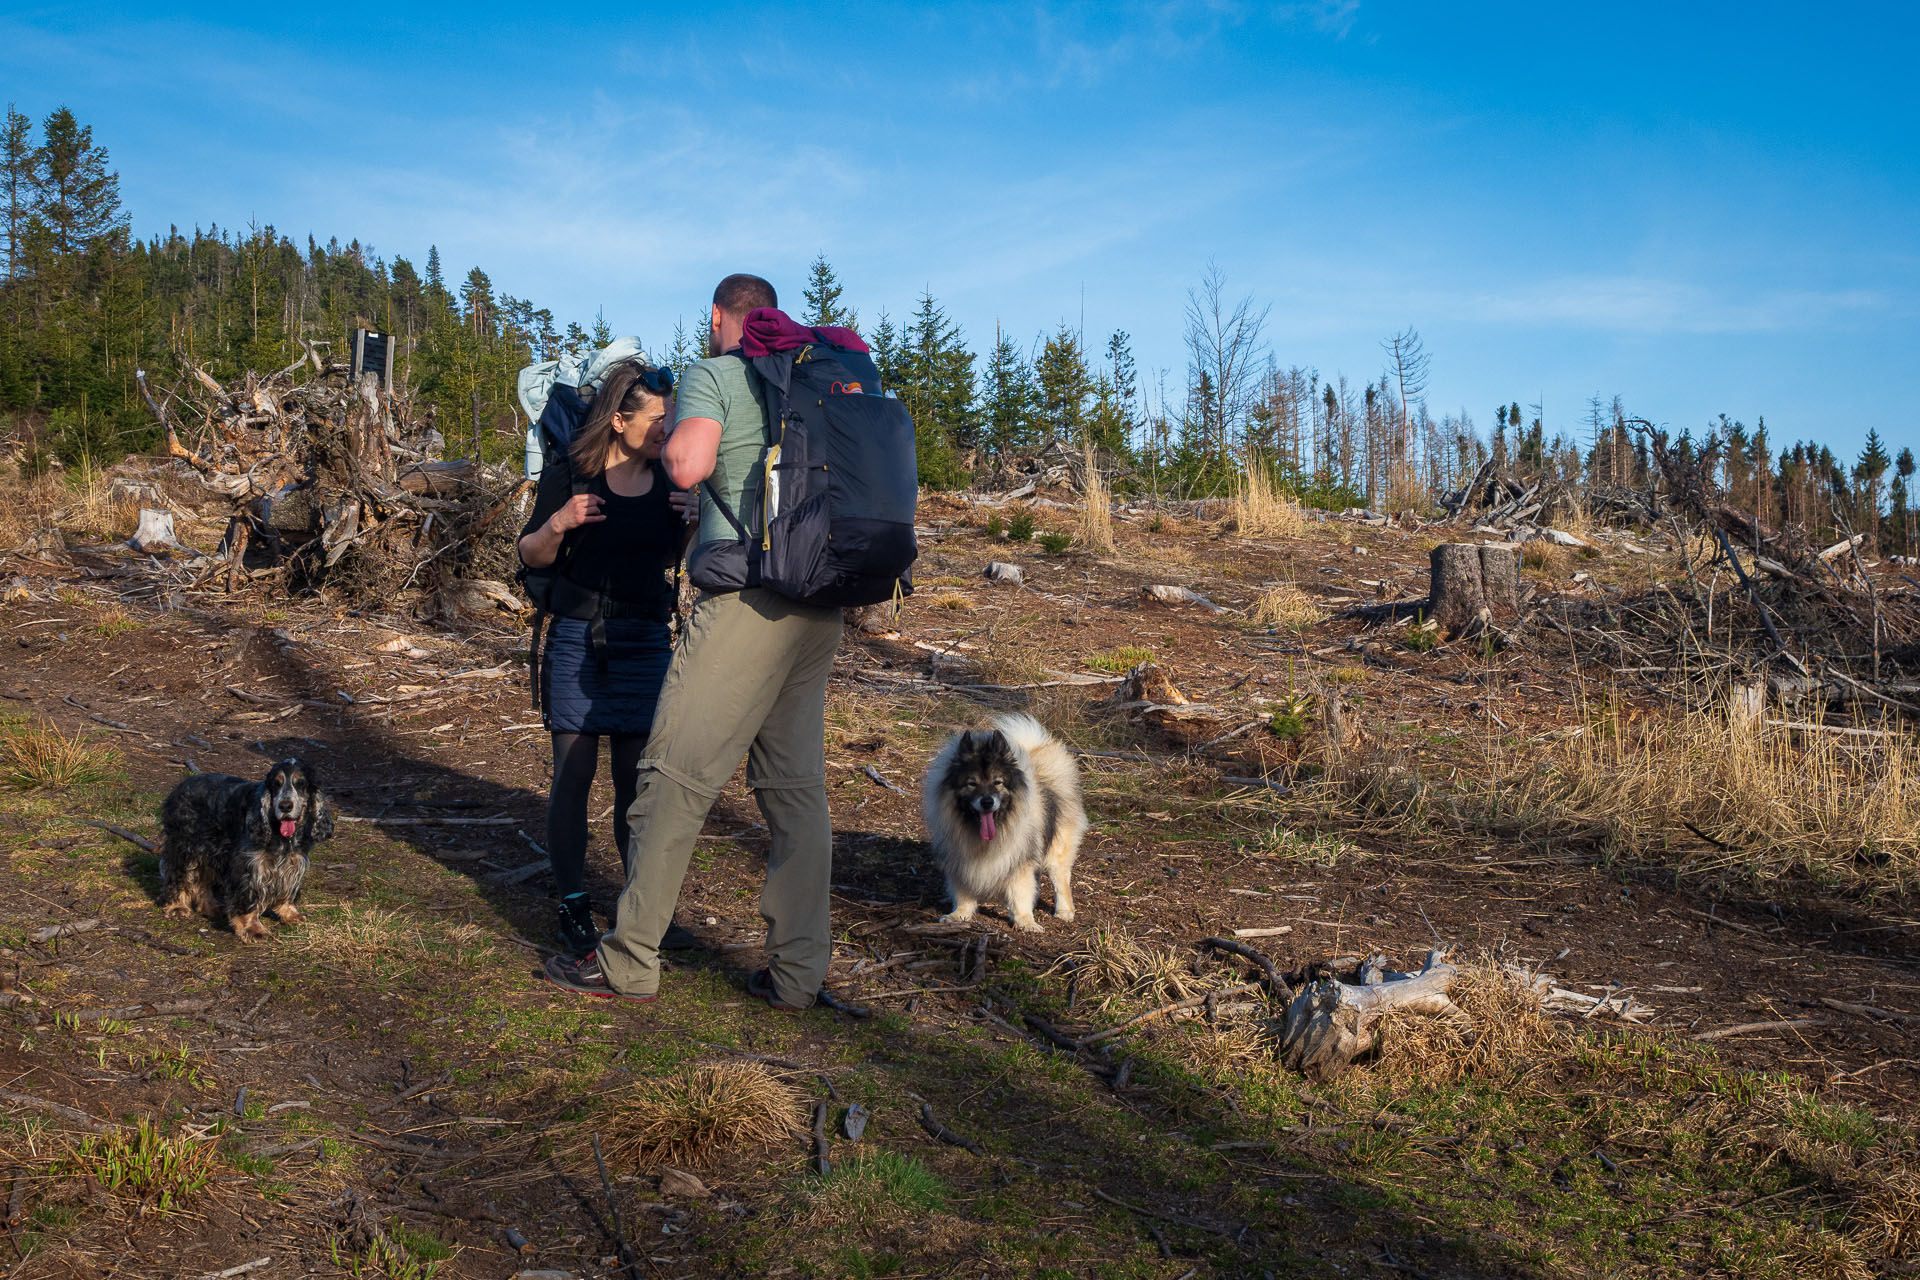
[
  {"xmin": 1059, "ymin": 926, "xmax": 1200, "ymax": 1006},
  {"xmin": 1, "ymin": 720, "xmax": 118, "ymax": 790},
  {"xmin": 1367, "ymin": 957, "xmax": 1558, "ymax": 1089},
  {"xmin": 922, "ymin": 591, "xmax": 970, "ymax": 611},
  {"xmin": 1250, "ymin": 582, "xmax": 1325, "ymax": 631},
  {"xmin": 1519, "ymin": 539, "xmax": 1573, "ymax": 575},
  {"xmin": 1078, "ymin": 450, "xmax": 1116, "ymax": 556},
  {"xmin": 1231, "ymin": 464, "xmax": 1304, "ymax": 539},
  {"xmin": 598, "ymin": 1063, "xmax": 805, "ymax": 1170}
]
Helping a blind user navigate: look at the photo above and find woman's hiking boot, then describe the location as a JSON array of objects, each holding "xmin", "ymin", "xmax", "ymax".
[{"xmin": 556, "ymin": 892, "xmax": 599, "ymax": 957}]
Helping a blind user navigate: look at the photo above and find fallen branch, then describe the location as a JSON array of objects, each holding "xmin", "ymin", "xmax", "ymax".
[
  {"xmin": 30, "ymin": 919, "xmax": 104, "ymax": 944},
  {"xmin": 1818, "ymin": 998, "xmax": 1920, "ymax": 1029},
  {"xmin": 0, "ymin": 1086, "xmax": 109, "ymax": 1132},
  {"xmin": 918, "ymin": 1103, "xmax": 982, "ymax": 1155},
  {"xmin": 62, "ymin": 998, "xmax": 215, "ymax": 1023},
  {"xmin": 816, "ymin": 988, "xmax": 874, "ymax": 1019},
  {"xmin": 810, "ymin": 1101, "xmax": 831, "ymax": 1176},
  {"xmin": 81, "ymin": 819, "xmax": 157, "ymax": 852},
  {"xmin": 1200, "ymin": 937, "xmax": 1292, "ymax": 997},
  {"xmin": 1085, "ymin": 981, "xmax": 1261, "ymax": 1046},
  {"xmin": 1088, "ymin": 1186, "xmax": 1235, "ymax": 1239},
  {"xmin": 1691, "ymin": 1016, "xmax": 1827, "ymax": 1042},
  {"xmin": 590, "ymin": 1133, "xmax": 642, "ymax": 1280}
]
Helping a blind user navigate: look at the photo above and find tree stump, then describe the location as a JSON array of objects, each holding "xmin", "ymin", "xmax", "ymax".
[
  {"xmin": 1727, "ymin": 678, "xmax": 1766, "ymax": 736},
  {"xmin": 128, "ymin": 509, "xmax": 176, "ymax": 553},
  {"xmin": 1276, "ymin": 950, "xmax": 1461, "ymax": 1078},
  {"xmin": 1427, "ymin": 543, "xmax": 1519, "ymax": 636}
]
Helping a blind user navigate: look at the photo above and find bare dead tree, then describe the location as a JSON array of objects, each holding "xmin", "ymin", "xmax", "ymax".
[
  {"xmin": 1183, "ymin": 262, "xmax": 1270, "ymax": 464},
  {"xmin": 1380, "ymin": 327, "xmax": 1430, "ymax": 498}
]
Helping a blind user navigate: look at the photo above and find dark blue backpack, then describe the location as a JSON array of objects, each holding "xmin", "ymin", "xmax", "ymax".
[{"xmin": 690, "ymin": 339, "xmax": 918, "ymax": 608}]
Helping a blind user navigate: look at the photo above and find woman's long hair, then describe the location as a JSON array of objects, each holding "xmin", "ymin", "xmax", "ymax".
[{"xmin": 570, "ymin": 361, "xmax": 668, "ymax": 479}]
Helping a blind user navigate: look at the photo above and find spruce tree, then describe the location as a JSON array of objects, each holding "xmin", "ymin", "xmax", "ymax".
[
  {"xmin": 1105, "ymin": 330, "xmax": 1137, "ymax": 448},
  {"xmin": 2, "ymin": 105, "xmax": 34, "ymax": 285},
  {"xmin": 869, "ymin": 309, "xmax": 900, "ymax": 391},
  {"xmin": 1899, "ymin": 448, "xmax": 1916, "ymax": 554},
  {"xmin": 982, "ymin": 325, "xmax": 1037, "ymax": 457},
  {"xmin": 1858, "ymin": 428, "xmax": 1891, "ymax": 548},
  {"xmin": 33, "ymin": 107, "xmax": 124, "ymax": 256},
  {"xmin": 1034, "ymin": 323, "xmax": 1090, "ymax": 447},
  {"xmin": 899, "ymin": 290, "xmax": 973, "ymax": 486},
  {"xmin": 801, "ymin": 254, "xmax": 855, "ymax": 329}
]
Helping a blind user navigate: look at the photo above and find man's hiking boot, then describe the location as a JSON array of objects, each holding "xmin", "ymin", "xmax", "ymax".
[
  {"xmin": 542, "ymin": 950, "xmax": 656, "ymax": 1003},
  {"xmin": 555, "ymin": 893, "xmax": 598, "ymax": 957},
  {"xmin": 747, "ymin": 967, "xmax": 810, "ymax": 1012}
]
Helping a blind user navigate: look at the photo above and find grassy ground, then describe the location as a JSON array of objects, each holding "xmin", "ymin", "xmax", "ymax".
[{"xmin": 2, "ymin": 472, "xmax": 1919, "ymax": 1277}]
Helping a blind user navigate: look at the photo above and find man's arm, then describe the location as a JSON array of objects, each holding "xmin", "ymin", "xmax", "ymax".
[{"xmin": 665, "ymin": 416, "xmax": 721, "ymax": 489}]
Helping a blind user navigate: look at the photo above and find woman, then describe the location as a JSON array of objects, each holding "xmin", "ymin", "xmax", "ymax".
[{"xmin": 518, "ymin": 360, "xmax": 692, "ymax": 955}]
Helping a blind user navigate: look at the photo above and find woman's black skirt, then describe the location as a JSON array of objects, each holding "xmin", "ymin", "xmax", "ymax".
[{"xmin": 541, "ymin": 615, "xmax": 671, "ymax": 736}]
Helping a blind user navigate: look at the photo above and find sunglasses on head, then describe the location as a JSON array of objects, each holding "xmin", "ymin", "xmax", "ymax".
[{"xmin": 628, "ymin": 363, "xmax": 674, "ymax": 395}]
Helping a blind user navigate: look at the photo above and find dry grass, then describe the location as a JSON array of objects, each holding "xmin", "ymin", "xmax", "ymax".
[
  {"xmin": 1, "ymin": 719, "xmax": 118, "ymax": 790},
  {"xmin": 1230, "ymin": 464, "xmax": 1305, "ymax": 539},
  {"xmin": 1249, "ymin": 582, "xmax": 1326, "ymax": 631},
  {"xmin": 1078, "ymin": 450, "xmax": 1116, "ymax": 556},
  {"xmin": 0, "ymin": 462, "xmax": 64, "ymax": 547},
  {"xmin": 1314, "ymin": 702, "xmax": 1920, "ymax": 896},
  {"xmin": 1509, "ymin": 708, "xmax": 1920, "ymax": 893},
  {"xmin": 1519, "ymin": 539, "xmax": 1573, "ymax": 575},
  {"xmin": 1366, "ymin": 956, "xmax": 1560, "ymax": 1088},
  {"xmin": 597, "ymin": 1063, "xmax": 805, "ymax": 1170},
  {"xmin": 291, "ymin": 906, "xmax": 437, "ymax": 977},
  {"xmin": 922, "ymin": 591, "xmax": 970, "ymax": 611},
  {"xmin": 1059, "ymin": 925, "xmax": 1201, "ymax": 1007}
]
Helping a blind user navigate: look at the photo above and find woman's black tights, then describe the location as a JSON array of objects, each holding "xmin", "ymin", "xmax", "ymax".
[{"xmin": 547, "ymin": 732, "xmax": 646, "ymax": 899}]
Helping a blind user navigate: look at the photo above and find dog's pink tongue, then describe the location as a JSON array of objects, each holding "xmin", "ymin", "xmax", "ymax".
[
  {"xmin": 979, "ymin": 812, "xmax": 996, "ymax": 842},
  {"xmin": 278, "ymin": 819, "xmax": 298, "ymax": 839}
]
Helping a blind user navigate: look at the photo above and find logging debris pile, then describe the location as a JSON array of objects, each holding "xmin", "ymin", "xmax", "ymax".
[{"xmin": 121, "ymin": 354, "xmax": 534, "ymax": 621}]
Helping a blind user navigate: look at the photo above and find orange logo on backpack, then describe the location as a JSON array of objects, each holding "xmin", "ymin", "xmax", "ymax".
[{"xmin": 829, "ymin": 381, "xmax": 864, "ymax": 395}]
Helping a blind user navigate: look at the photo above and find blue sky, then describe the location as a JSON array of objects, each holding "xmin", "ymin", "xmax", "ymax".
[{"xmin": 5, "ymin": 1, "xmax": 1916, "ymax": 458}]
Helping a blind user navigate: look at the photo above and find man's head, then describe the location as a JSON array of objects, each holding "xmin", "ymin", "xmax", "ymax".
[{"xmin": 709, "ymin": 273, "xmax": 777, "ymax": 356}]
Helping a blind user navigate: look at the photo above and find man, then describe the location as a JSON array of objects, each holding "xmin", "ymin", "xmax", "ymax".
[{"xmin": 543, "ymin": 273, "xmax": 843, "ymax": 1010}]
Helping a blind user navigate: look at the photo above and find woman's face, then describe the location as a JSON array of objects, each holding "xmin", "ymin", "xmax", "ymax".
[{"xmin": 616, "ymin": 394, "xmax": 673, "ymax": 460}]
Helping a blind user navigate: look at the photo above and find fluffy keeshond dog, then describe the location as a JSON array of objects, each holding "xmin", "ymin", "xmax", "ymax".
[{"xmin": 923, "ymin": 713, "xmax": 1087, "ymax": 932}]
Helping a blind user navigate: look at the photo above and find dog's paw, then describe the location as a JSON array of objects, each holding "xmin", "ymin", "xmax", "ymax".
[
  {"xmin": 1054, "ymin": 907, "xmax": 1076, "ymax": 923},
  {"xmin": 162, "ymin": 902, "xmax": 192, "ymax": 920},
  {"xmin": 273, "ymin": 904, "xmax": 304, "ymax": 925},
  {"xmin": 938, "ymin": 910, "xmax": 977, "ymax": 925},
  {"xmin": 1012, "ymin": 917, "xmax": 1044, "ymax": 933}
]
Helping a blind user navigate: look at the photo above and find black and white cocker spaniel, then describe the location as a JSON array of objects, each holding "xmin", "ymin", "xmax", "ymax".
[{"xmin": 158, "ymin": 758, "xmax": 333, "ymax": 941}]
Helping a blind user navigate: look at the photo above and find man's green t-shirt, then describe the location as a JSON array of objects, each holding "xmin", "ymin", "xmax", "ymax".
[{"xmin": 673, "ymin": 354, "xmax": 767, "ymax": 548}]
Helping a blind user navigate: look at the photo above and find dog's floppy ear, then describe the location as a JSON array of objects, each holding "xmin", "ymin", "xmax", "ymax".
[
  {"xmin": 300, "ymin": 763, "xmax": 334, "ymax": 846},
  {"xmin": 304, "ymin": 790, "xmax": 334, "ymax": 846},
  {"xmin": 247, "ymin": 779, "xmax": 273, "ymax": 845}
]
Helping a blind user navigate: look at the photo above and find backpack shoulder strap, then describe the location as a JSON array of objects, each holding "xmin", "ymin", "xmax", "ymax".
[{"xmin": 698, "ymin": 350, "xmax": 786, "ymax": 542}]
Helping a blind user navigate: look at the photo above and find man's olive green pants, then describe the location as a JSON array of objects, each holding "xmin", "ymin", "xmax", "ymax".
[{"xmin": 597, "ymin": 588, "xmax": 843, "ymax": 1006}]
